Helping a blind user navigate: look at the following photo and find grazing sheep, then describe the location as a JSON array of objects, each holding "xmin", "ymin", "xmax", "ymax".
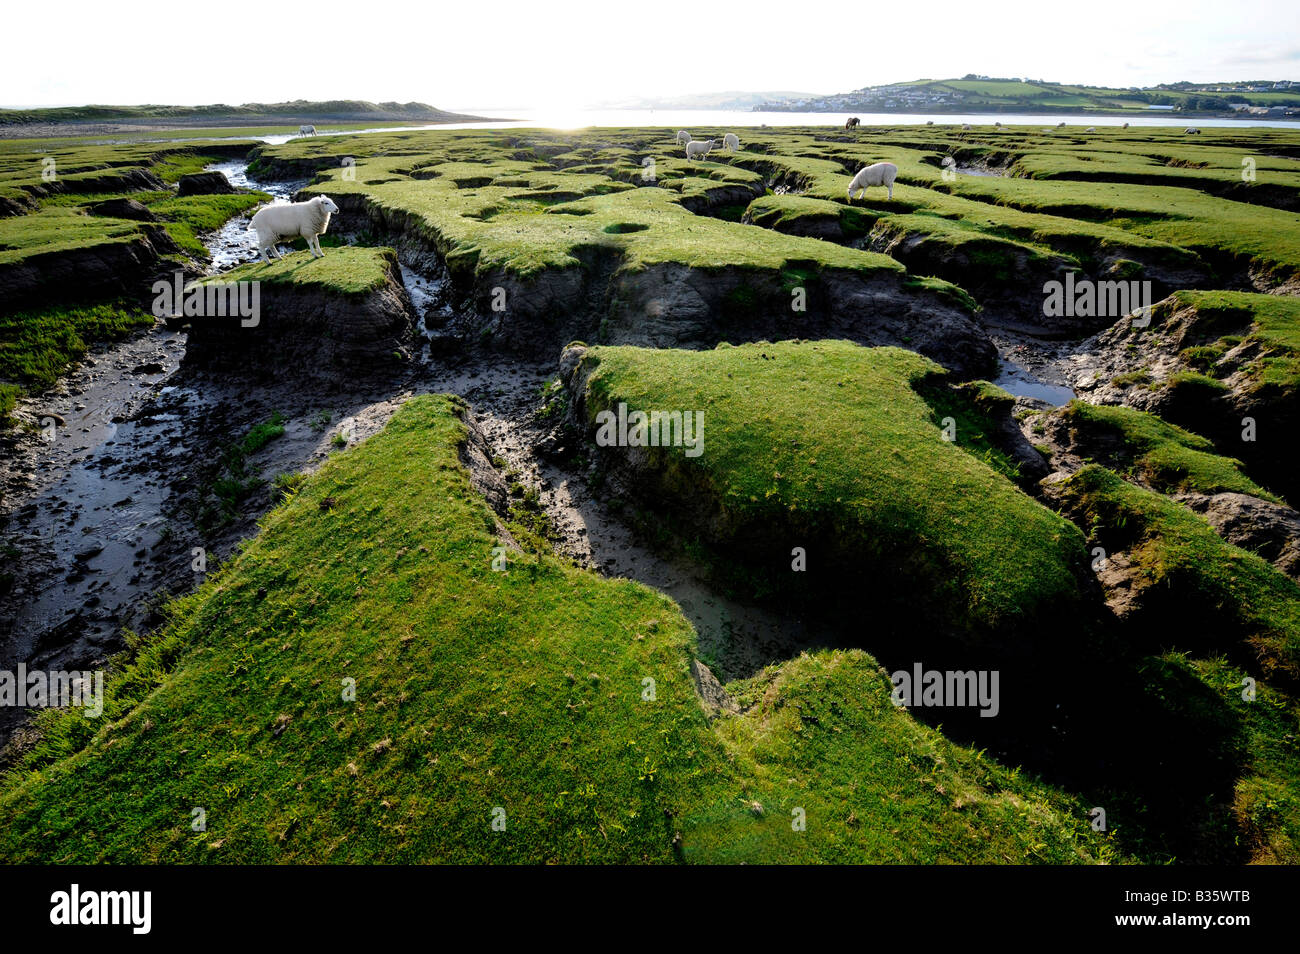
[
  {"xmin": 250, "ymin": 195, "xmax": 340, "ymax": 262},
  {"xmin": 1085, "ymin": 126, "xmax": 1096, "ymax": 133},
  {"xmin": 1057, "ymin": 122, "xmax": 1066, "ymax": 128},
  {"xmin": 1122, "ymin": 122, "xmax": 1130, "ymax": 129},
  {"xmin": 847, "ymin": 161, "xmax": 899, "ymax": 202},
  {"xmin": 676, "ymin": 130, "xmax": 692, "ymax": 145},
  {"xmin": 299, "ymin": 124, "xmax": 316, "ymax": 137},
  {"xmin": 685, "ymin": 139, "xmax": 716, "ymax": 160},
  {"xmin": 994, "ymin": 121, "xmax": 1002, "ymax": 127},
  {"xmin": 1185, "ymin": 127, "xmax": 1202, "ymax": 134},
  {"xmin": 926, "ymin": 120, "xmax": 934, "ymax": 125},
  {"xmin": 723, "ymin": 132, "xmax": 740, "ymax": 151},
  {"xmin": 846, "ymin": 117, "xmax": 860, "ymax": 129},
  {"xmin": 962, "ymin": 123, "xmax": 971, "ymax": 131}
]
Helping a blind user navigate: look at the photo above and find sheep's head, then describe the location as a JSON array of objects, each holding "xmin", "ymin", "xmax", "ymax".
[{"xmin": 317, "ymin": 195, "xmax": 340, "ymax": 215}]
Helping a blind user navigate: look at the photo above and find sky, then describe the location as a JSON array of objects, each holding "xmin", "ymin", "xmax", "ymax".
[{"xmin": 4, "ymin": 0, "xmax": 1298, "ymax": 110}]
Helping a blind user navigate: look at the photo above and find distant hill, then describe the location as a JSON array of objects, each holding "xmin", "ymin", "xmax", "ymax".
[
  {"xmin": 756, "ymin": 76, "xmax": 1300, "ymax": 117},
  {"xmin": 0, "ymin": 100, "xmax": 490, "ymax": 127}
]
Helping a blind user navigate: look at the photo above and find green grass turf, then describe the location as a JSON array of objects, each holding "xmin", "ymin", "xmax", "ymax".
[
  {"xmin": 573, "ymin": 340, "xmax": 1091, "ymax": 644},
  {"xmin": 1166, "ymin": 289, "xmax": 1300, "ymax": 397},
  {"xmin": 204, "ymin": 245, "xmax": 397, "ymax": 296},
  {"xmin": 1059, "ymin": 400, "xmax": 1280, "ymax": 501},
  {"xmin": 0, "ymin": 301, "xmax": 154, "ymax": 424},
  {"xmin": 0, "ymin": 393, "xmax": 1115, "ymax": 863},
  {"xmin": 1054, "ymin": 464, "xmax": 1300, "ymax": 685}
]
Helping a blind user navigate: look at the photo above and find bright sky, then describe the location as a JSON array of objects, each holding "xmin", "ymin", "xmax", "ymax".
[{"xmin": 4, "ymin": 0, "xmax": 1297, "ymax": 109}]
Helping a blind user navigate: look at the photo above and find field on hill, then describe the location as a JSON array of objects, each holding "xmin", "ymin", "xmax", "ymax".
[{"xmin": 1, "ymin": 119, "xmax": 1299, "ymax": 864}]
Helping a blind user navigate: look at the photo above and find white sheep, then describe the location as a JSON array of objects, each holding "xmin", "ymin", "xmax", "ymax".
[
  {"xmin": 1185, "ymin": 127, "xmax": 1202, "ymax": 134},
  {"xmin": 962, "ymin": 123, "xmax": 971, "ymax": 131},
  {"xmin": 685, "ymin": 139, "xmax": 716, "ymax": 160},
  {"xmin": 847, "ymin": 161, "xmax": 898, "ymax": 202},
  {"xmin": 1085, "ymin": 126, "xmax": 1096, "ymax": 133},
  {"xmin": 723, "ymin": 132, "xmax": 740, "ymax": 151},
  {"xmin": 250, "ymin": 195, "xmax": 340, "ymax": 262},
  {"xmin": 676, "ymin": 130, "xmax": 692, "ymax": 145},
  {"xmin": 299, "ymin": 124, "xmax": 316, "ymax": 137}
]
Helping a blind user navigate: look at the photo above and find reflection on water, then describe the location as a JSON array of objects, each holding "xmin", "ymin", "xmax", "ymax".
[{"xmin": 994, "ymin": 358, "xmax": 1076, "ymax": 406}]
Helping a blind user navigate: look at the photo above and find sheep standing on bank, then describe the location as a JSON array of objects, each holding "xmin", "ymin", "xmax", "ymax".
[
  {"xmin": 962, "ymin": 123, "xmax": 971, "ymax": 131},
  {"xmin": 723, "ymin": 132, "xmax": 740, "ymax": 151},
  {"xmin": 1085, "ymin": 126, "xmax": 1096, "ymax": 133},
  {"xmin": 846, "ymin": 117, "xmax": 860, "ymax": 129},
  {"xmin": 685, "ymin": 139, "xmax": 716, "ymax": 160},
  {"xmin": 847, "ymin": 161, "xmax": 899, "ymax": 201},
  {"xmin": 1186, "ymin": 127, "xmax": 1202, "ymax": 134},
  {"xmin": 250, "ymin": 195, "xmax": 340, "ymax": 262},
  {"xmin": 1122, "ymin": 122, "xmax": 1130, "ymax": 129},
  {"xmin": 299, "ymin": 124, "xmax": 316, "ymax": 137},
  {"xmin": 676, "ymin": 130, "xmax": 692, "ymax": 145}
]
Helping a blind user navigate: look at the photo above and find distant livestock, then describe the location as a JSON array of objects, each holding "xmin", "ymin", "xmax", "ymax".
[
  {"xmin": 1186, "ymin": 127, "xmax": 1202, "ymax": 134},
  {"xmin": 723, "ymin": 132, "xmax": 740, "ymax": 151},
  {"xmin": 926, "ymin": 120, "xmax": 934, "ymax": 125},
  {"xmin": 299, "ymin": 124, "xmax": 316, "ymax": 137},
  {"xmin": 961, "ymin": 123, "xmax": 971, "ymax": 131},
  {"xmin": 676, "ymin": 130, "xmax": 692, "ymax": 145},
  {"xmin": 1122, "ymin": 122, "xmax": 1130, "ymax": 129},
  {"xmin": 847, "ymin": 161, "xmax": 898, "ymax": 202},
  {"xmin": 250, "ymin": 195, "xmax": 340, "ymax": 262},
  {"xmin": 1085, "ymin": 126, "xmax": 1096, "ymax": 133},
  {"xmin": 1057, "ymin": 122, "xmax": 1066, "ymax": 128},
  {"xmin": 685, "ymin": 139, "xmax": 716, "ymax": 160},
  {"xmin": 846, "ymin": 117, "xmax": 861, "ymax": 129}
]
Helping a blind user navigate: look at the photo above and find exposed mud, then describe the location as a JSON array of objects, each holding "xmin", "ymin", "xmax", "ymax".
[{"xmin": 0, "ymin": 321, "xmax": 411, "ymax": 745}]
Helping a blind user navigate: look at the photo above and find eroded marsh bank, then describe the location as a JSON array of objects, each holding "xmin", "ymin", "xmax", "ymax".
[{"xmin": 2, "ymin": 124, "xmax": 1299, "ymax": 863}]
